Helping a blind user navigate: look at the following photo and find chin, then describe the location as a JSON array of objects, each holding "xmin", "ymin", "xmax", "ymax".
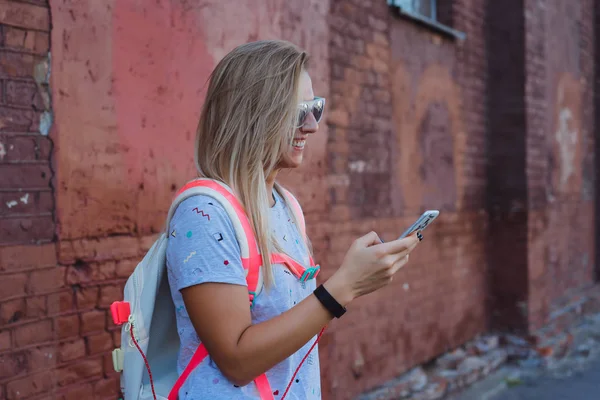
[{"xmin": 279, "ymin": 155, "xmax": 303, "ymax": 169}]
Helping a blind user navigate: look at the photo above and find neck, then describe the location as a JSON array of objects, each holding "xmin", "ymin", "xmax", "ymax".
[{"xmin": 266, "ymin": 169, "xmax": 279, "ymax": 207}]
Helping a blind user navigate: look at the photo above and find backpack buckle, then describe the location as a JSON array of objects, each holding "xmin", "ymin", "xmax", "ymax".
[
  {"xmin": 300, "ymin": 265, "xmax": 321, "ymax": 282},
  {"xmin": 248, "ymin": 291, "xmax": 257, "ymax": 309},
  {"xmin": 112, "ymin": 347, "xmax": 124, "ymax": 372},
  {"xmin": 110, "ymin": 301, "xmax": 131, "ymax": 325}
]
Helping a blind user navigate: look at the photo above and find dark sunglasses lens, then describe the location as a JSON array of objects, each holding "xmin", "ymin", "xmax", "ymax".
[
  {"xmin": 312, "ymin": 101, "xmax": 324, "ymax": 123},
  {"xmin": 297, "ymin": 109, "xmax": 308, "ymax": 127}
]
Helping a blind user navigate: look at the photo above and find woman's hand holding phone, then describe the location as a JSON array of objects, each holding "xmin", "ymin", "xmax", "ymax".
[{"xmin": 323, "ymin": 232, "xmax": 420, "ymax": 306}]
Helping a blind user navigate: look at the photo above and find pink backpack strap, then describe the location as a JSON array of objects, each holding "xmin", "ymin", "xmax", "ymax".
[
  {"xmin": 280, "ymin": 188, "xmax": 317, "ymax": 268},
  {"xmin": 173, "ymin": 179, "xmax": 263, "ymax": 302},
  {"xmin": 280, "ymin": 187, "xmax": 306, "ymax": 239},
  {"xmin": 167, "ymin": 179, "xmax": 272, "ymax": 400},
  {"xmin": 271, "ymin": 253, "xmax": 320, "ymax": 281}
]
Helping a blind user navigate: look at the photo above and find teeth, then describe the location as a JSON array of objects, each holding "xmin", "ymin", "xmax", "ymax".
[{"xmin": 292, "ymin": 139, "xmax": 306, "ymax": 149}]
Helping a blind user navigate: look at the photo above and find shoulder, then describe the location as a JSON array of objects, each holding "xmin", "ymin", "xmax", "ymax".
[
  {"xmin": 278, "ymin": 186, "xmax": 303, "ymax": 211},
  {"xmin": 170, "ymin": 195, "xmax": 236, "ymax": 232}
]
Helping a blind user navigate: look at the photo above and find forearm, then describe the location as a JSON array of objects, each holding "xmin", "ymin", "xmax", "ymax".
[{"xmin": 227, "ymin": 278, "xmax": 351, "ymax": 385}]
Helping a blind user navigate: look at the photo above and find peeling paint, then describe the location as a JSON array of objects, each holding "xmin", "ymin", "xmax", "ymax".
[
  {"xmin": 6, "ymin": 200, "xmax": 18, "ymax": 208},
  {"xmin": 34, "ymin": 52, "xmax": 53, "ymax": 136},
  {"xmin": 39, "ymin": 111, "xmax": 53, "ymax": 136},
  {"xmin": 0, "ymin": 142, "xmax": 6, "ymax": 160},
  {"xmin": 20, "ymin": 194, "xmax": 29, "ymax": 204},
  {"xmin": 555, "ymin": 107, "xmax": 578, "ymax": 188},
  {"xmin": 348, "ymin": 160, "xmax": 367, "ymax": 173}
]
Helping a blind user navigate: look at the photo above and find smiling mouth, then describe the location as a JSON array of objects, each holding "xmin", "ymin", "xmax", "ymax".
[{"xmin": 292, "ymin": 139, "xmax": 306, "ymax": 149}]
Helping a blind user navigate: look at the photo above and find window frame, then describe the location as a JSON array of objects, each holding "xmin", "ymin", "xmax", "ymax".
[{"xmin": 387, "ymin": 0, "xmax": 466, "ymax": 40}]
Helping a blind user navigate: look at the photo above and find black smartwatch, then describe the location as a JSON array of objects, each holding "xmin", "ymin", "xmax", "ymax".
[{"xmin": 313, "ymin": 284, "xmax": 346, "ymax": 318}]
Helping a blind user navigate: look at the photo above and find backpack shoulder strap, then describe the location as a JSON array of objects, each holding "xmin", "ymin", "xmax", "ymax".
[
  {"xmin": 168, "ymin": 178, "xmax": 263, "ymax": 304},
  {"xmin": 167, "ymin": 179, "xmax": 272, "ymax": 399},
  {"xmin": 279, "ymin": 187, "xmax": 307, "ymax": 239}
]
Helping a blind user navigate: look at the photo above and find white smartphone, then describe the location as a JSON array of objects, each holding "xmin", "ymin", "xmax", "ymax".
[{"xmin": 398, "ymin": 210, "xmax": 440, "ymax": 239}]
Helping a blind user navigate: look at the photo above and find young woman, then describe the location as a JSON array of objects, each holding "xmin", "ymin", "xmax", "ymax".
[{"xmin": 166, "ymin": 40, "xmax": 420, "ymax": 399}]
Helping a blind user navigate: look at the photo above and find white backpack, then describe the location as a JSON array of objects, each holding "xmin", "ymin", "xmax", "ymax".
[{"xmin": 109, "ymin": 179, "xmax": 321, "ymax": 400}]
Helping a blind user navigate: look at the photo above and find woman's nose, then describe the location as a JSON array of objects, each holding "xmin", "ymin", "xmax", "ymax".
[{"xmin": 301, "ymin": 112, "xmax": 319, "ymax": 133}]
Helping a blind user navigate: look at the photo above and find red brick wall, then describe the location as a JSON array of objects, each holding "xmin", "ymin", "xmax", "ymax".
[
  {"xmin": 0, "ymin": 0, "xmax": 53, "ymax": 245},
  {"xmin": 524, "ymin": 0, "xmax": 596, "ymax": 332},
  {"xmin": 0, "ymin": 1, "xmax": 64, "ymax": 399},
  {"xmin": 0, "ymin": 0, "xmax": 599, "ymax": 399},
  {"xmin": 486, "ymin": 0, "xmax": 530, "ymax": 332},
  {"xmin": 321, "ymin": 1, "xmax": 488, "ymax": 398}
]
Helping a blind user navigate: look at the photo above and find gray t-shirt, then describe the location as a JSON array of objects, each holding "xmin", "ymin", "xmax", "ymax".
[{"xmin": 166, "ymin": 191, "xmax": 321, "ymax": 399}]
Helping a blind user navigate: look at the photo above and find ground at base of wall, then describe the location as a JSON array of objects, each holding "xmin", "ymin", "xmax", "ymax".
[
  {"xmin": 358, "ymin": 286, "xmax": 600, "ymax": 400},
  {"xmin": 452, "ymin": 312, "xmax": 600, "ymax": 400}
]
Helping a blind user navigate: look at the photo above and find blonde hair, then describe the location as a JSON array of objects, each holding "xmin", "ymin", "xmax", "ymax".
[{"xmin": 195, "ymin": 40, "xmax": 310, "ymax": 288}]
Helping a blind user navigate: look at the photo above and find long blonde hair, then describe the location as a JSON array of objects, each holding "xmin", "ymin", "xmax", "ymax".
[{"xmin": 195, "ymin": 40, "xmax": 309, "ymax": 288}]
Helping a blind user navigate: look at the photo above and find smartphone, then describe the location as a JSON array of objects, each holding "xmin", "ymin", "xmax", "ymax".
[{"xmin": 398, "ymin": 210, "xmax": 440, "ymax": 239}]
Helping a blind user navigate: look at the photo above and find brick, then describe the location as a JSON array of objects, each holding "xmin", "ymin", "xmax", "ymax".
[
  {"xmin": 115, "ymin": 259, "xmax": 137, "ymax": 278},
  {"xmin": 0, "ymin": 51, "xmax": 39, "ymax": 78},
  {"xmin": 0, "ymin": 298, "xmax": 25, "ymax": 325},
  {"xmin": 65, "ymin": 264, "xmax": 92, "ymax": 285},
  {"xmin": 3, "ymin": 26, "xmax": 26, "ymax": 48},
  {"xmin": 13, "ymin": 319, "xmax": 52, "ymax": 347},
  {"xmin": 98, "ymin": 284, "xmax": 123, "ymax": 309},
  {"xmin": 0, "ymin": 134, "xmax": 36, "ymax": 162},
  {"xmin": 0, "ymin": 104, "xmax": 38, "ymax": 131},
  {"xmin": 93, "ymin": 378, "xmax": 118, "ymax": 398},
  {"xmin": 57, "ymin": 383, "xmax": 93, "ymax": 400},
  {"xmin": 47, "ymin": 290, "xmax": 74, "ymax": 315},
  {"xmin": 102, "ymin": 353, "xmax": 113, "ymax": 377},
  {"xmin": 0, "ymin": 351, "xmax": 27, "ymax": 380},
  {"xmin": 33, "ymin": 30, "xmax": 49, "ymax": 53},
  {"xmin": 0, "ymin": 191, "xmax": 53, "ymax": 217},
  {"xmin": 55, "ymin": 314, "xmax": 79, "ymax": 339},
  {"xmin": 58, "ymin": 236, "xmax": 142, "ymax": 264},
  {"xmin": 91, "ymin": 261, "xmax": 116, "ymax": 281},
  {"xmin": 0, "ymin": 329, "xmax": 11, "ymax": 351},
  {"xmin": 5, "ymin": 80, "xmax": 43, "ymax": 108},
  {"xmin": 0, "ymin": 243, "xmax": 56, "ymax": 271},
  {"xmin": 112, "ymin": 329, "xmax": 121, "ymax": 346},
  {"xmin": 56, "ymin": 358, "xmax": 103, "ymax": 387},
  {"xmin": 58, "ymin": 339, "xmax": 85, "ymax": 362},
  {"xmin": 0, "ymin": 216, "xmax": 54, "ymax": 245},
  {"xmin": 80, "ymin": 310, "xmax": 105, "ymax": 334},
  {"xmin": 25, "ymin": 295, "xmax": 46, "ymax": 318},
  {"xmin": 26, "ymin": 345, "xmax": 57, "ymax": 372},
  {"xmin": 28, "ymin": 267, "xmax": 65, "ymax": 294},
  {"xmin": 0, "ymin": 0, "xmax": 50, "ymax": 31},
  {"xmin": 4, "ymin": 27, "xmax": 49, "ymax": 54},
  {"xmin": 75, "ymin": 286, "xmax": 98, "ymax": 309},
  {"xmin": 6, "ymin": 370, "xmax": 54, "ymax": 399},
  {"xmin": 37, "ymin": 136, "xmax": 52, "ymax": 160},
  {"xmin": 0, "ymin": 272, "xmax": 27, "ymax": 300},
  {"xmin": 0, "ymin": 164, "xmax": 51, "ymax": 188},
  {"xmin": 86, "ymin": 332, "xmax": 113, "ymax": 355}
]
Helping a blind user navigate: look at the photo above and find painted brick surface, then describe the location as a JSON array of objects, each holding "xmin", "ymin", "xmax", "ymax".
[
  {"xmin": 0, "ymin": 0, "xmax": 598, "ymax": 399},
  {"xmin": 0, "ymin": 1, "xmax": 60, "ymax": 399}
]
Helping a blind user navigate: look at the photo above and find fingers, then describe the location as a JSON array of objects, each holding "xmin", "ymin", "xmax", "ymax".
[
  {"xmin": 390, "ymin": 254, "xmax": 409, "ymax": 275},
  {"xmin": 372, "ymin": 233, "xmax": 419, "ymax": 256},
  {"xmin": 355, "ymin": 231, "xmax": 383, "ymax": 248},
  {"xmin": 380, "ymin": 247, "xmax": 410, "ymax": 268}
]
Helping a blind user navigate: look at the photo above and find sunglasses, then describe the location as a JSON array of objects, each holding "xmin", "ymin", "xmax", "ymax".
[{"xmin": 297, "ymin": 96, "xmax": 326, "ymax": 128}]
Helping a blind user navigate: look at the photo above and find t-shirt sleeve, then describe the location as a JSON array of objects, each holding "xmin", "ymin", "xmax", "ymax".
[{"xmin": 166, "ymin": 195, "xmax": 247, "ymax": 292}]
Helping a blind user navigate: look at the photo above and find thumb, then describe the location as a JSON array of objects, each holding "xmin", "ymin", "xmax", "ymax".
[{"xmin": 355, "ymin": 231, "xmax": 382, "ymax": 248}]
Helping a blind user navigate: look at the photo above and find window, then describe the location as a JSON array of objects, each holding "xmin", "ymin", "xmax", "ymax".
[
  {"xmin": 388, "ymin": 0, "xmax": 437, "ymax": 21},
  {"xmin": 387, "ymin": 0, "xmax": 465, "ymax": 40}
]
